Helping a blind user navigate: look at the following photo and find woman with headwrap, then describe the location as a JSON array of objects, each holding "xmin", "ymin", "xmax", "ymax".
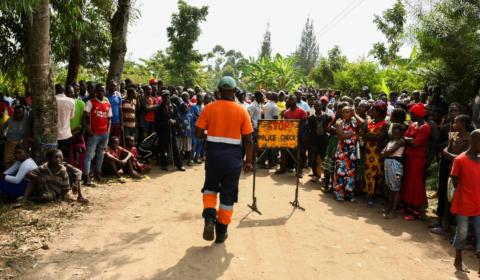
[
  {"xmin": 2, "ymin": 105, "xmax": 33, "ymax": 169},
  {"xmin": 355, "ymin": 100, "xmax": 371, "ymax": 192},
  {"xmin": 0, "ymin": 142, "xmax": 37, "ymax": 199},
  {"xmin": 362, "ymin": 101, "xmax": 389, "ymax": 208}
]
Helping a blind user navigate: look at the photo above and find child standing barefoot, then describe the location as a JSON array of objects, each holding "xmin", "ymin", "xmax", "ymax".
[
  {"xmin": 381, "ymin": 124, "xmax": 405, "ymax": 219},
  {"xmin": 178, "ymin": 103, "xmax": 193, "ymax": 166},
  {"xmin": 450, "ymin": 129, "xmax": 480, "ymax": 274}
]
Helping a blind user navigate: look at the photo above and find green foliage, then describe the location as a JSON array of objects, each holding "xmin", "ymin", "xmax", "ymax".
[
  {"xmin": 412, "ymin": 0, "xmax": 480, "ymax": 102},
  {"xmin": 308, "ymin": 45, "xmax": 347, "ymax": 88},
  {"xmin": 166, "ymin": 0, "xmax": 209, "ymax": 88},
  {"xmin": 294, "ymin": 17, "xmax": 319, "ymax": 76},
  {"xmin": 54, "ymin": 64, "xmax": 107, "ymax": 85},
  {"xmin": 369, "ymin": 0, "xmax": 406, "ymax": 66},
  {"xmin": 333, "ymin": 57, "xmax": 382, "ymax": 96},
  {"xmin": 380, "ymin": 67, "xmax": 426, "ymax": 93},
  {"xmin": 238, "ymin": 54, "xmax": 306, "ymax": 91},
  {"xmin": 0, "ymin": 0, "xmax": 112, "ymax": 91},
  {"xmin": 258, "ymin": 23, "xmax": 272, "ymax": 60}
]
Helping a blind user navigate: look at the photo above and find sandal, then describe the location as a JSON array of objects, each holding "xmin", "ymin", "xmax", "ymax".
[
  {"xmin": 367, "ymin": 201, "xmax": 374, "ymax": 208},
  {"xmin": 404, "ymin": 211, "xmax": 420, "ymax": 221},
  {"xmin": 336, "ymin": 197, "xmax": 345, "ymax": 203},
  {"xmin": 309, "ymin": 176, "xmax": 318, "ymax": 182},
  {"xmin": 275, "ymin": 169, "xmax": 286, "ymax": 174},
  {"xmin": 350, "ymin": 198, "xmax": 358, "ymax": 203},
  {"xmin": 430, "ymin": 227, "xmax": 450, "ymax": 236}
]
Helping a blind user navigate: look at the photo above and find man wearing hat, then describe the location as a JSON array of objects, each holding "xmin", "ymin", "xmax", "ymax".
[
  {"xmin": 235, "ymin": 90, "xmax": 250, "ymax": 110},
  {"xmin": 154, "ymin": 90, "xmax": 185, "ymax": 172},
  {"xmin": 362, "ymin": 86, "xmax": 373, "ymax": 100},
  {"xmin": 194, "ymin": 76, "xmax": 254, "ymax": 244},
  {"xmin": 320, "ymin": 96, "xmax": 333, "ymax": 116}
]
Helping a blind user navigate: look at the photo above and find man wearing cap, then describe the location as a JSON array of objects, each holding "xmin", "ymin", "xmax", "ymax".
[
  {"xmin": 154, "ymin": 90, "xmax": 185, "ymax": 172},
  {"xmin": 235, "ymin": 90, "xmax": 250, "ymax": 110},
  {"xmin": 194, "ymin": 76, "xmax": 254, "ymax": 244},
  {"xmin": 320, "ymin": 96, "xmax": 333, "ymax": 116},
  {"xmin": 362, "ymin": 86, "xmax": 373, "ymax": 100}
]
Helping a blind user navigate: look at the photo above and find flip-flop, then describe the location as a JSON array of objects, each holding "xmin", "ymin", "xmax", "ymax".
[
  {"xmin": 350, "ymin": 198, "xmax": 358, "ymax": 203},
  {"xmin": 430, "ymin": 227, "xmax": 450, "ymax": 236},
  {"xmin": 367, "ymin": 201, "xmax": 374, "ymax": 208},
  {"xmin": 336, "ymin": 197, "xmax": 345, "ymax": 203}
]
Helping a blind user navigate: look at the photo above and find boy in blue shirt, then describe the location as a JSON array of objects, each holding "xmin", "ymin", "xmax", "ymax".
[
  {"xmin": 178, "ymin": 103, "xmax": 193, "ymax": 166},
  {"xmin": 190, "ymin": 94, "xmax": 204, "ymax": 164}
]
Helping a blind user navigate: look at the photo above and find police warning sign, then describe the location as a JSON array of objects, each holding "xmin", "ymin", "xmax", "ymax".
[{"xmin": 257, "ymin": 120, "xmax": 300, "ymax": 149}]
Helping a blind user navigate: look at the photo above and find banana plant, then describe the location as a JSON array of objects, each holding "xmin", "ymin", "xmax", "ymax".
[{"xmin": 393, "ymin": 46, "xmax": 420, "ymax": 70}]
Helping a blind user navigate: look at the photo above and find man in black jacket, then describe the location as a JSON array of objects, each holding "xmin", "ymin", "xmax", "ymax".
[{"xmin": 155, "ymin": 90, "xmax": 185, "ymax": 171}]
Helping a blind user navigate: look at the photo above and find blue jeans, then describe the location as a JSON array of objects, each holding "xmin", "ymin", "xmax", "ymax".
[
  {"xmin": 192, "ymin": 138, "xmax": 204, "ymax": 157},
  {"xmin": 84, "ymin": 133, "xmax": 109, "ymax": 175},
  {"xmin": 453, "ymin": 214, "xmax": 480, "ymax": 251},
  {"xmin": 143, "ymin": 121, "xmax": 154, "ymax": 138},
  {"xmin": 124, "ymin": 126, "xmax": 135, "ymax": 139}
]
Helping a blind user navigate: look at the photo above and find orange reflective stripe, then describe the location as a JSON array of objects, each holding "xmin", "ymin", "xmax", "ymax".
[
  {"xmin": 203, "ymin": 194, "xmax": 217, "ymax": 210},
  {"xmin": 217, "ymin": 208, "xmax": 233, "ymax": 225}
]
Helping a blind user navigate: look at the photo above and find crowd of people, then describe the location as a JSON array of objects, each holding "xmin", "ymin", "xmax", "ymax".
[{"xmin": 0, "ymin": 76, "xmax": 479, "ymax": 271}]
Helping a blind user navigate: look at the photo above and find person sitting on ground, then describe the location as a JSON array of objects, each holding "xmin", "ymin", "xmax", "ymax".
[
  {"xmin": 124, "ymin": 136, "xmax": 151, "ymax": 174},
  {"xmin": 20, "ymin": 149, "xmax": 88, "ymax": 204},
  {"xmin": 0, "ymin": 143, "xmax": 37, "ymax": 200},
  {"xmin": 102, "ymin": 136, "xmax": 142, "ymax": 183},
  {"xmin": 380, "ymin": 124, "xmax": 405, "ymax": 219}
]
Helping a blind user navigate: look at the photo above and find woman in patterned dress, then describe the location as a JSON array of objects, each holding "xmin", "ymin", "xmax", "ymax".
[
  {"xmin": 363, "ymin": 102, "xmax": 389, "ymax": 208},
  {"xmin": 334, "ymin": 105, "xmax": 364, "ymax": 202}
]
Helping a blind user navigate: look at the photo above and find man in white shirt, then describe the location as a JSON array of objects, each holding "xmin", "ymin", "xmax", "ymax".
[
  {"xmin": 235, "ymin": 90, "xmax": 250, "ymax": 110},
  {"xmin": 295, "ymin": 90, "xmax": 310, "ymax": 113},
  {"xmin": 56, "ymin": 84, "xmax": 75, "ymax": 164},
  {"xmin": 247, "ymin": 91, "xmax": 264, "ymax": 165},
  {"xmin": 259, "ymin": 93, "xmax": 279, "ymax": 168},
  {"xmin": 320, "ymin": 96, "xmax": 333, "ymax": 116}
]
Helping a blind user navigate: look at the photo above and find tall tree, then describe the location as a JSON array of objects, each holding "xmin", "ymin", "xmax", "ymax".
[
  {"xmin": 294, "ymin": 17, "xmax": 319, "ymax": 76},
  {"xmin": 166, "ymin": 0, "xmax": 209, "ymax": 87},
  {"xmin": 308, "ymin": 45, "xmax": 347, "ymax": 88},
  {"xmin": 65, "ymin": 0, "xmax": 83, "ymax": 84},
  {"xmin": 369, "ymin": 0, "xmax": 406, "ymax": 67},
  {"xmin": 258, "ymin": 23, "xmax": 272, "ymax": 60},
  {"xmin": 27, "ymin": 0, "xmax": 58, "ymax": 162},
  {"xmin": 106, "ymin": 0, "xmax": 131, "ymax": 85}
]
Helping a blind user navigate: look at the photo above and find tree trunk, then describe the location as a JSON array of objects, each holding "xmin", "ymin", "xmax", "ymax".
[
  {"xmin": 66, "ymin": 38, "xmax": 81, "ymax": 85},
  {"xmin": 66, "ymin": 0, "xmax": 83, "ymax": 85},
  {"xmin": 27, "ymin": 0, "xmax": 58, "ymax": 164},
  {"xmin": 106, "ymin": 0, "xmax": 131, "ymax": 86}
]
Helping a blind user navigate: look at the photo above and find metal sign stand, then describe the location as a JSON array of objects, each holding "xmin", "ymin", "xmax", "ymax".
[
  {"xmin": 248, "ymin": 143, "xmax": 266, "ymax": 215},
  {"xmin": 287, "ymin": 149, "xmax": 305, "ymax": 212}
]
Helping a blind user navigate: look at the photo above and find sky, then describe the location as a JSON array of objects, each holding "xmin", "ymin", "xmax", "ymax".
[{"xmin": 127, "ymin": 0, "xmax": 412, "ymax": 64}]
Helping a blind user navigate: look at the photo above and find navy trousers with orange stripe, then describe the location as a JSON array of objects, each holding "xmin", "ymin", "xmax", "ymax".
[{"xmin": 202, "ymin": 167, "xmax": 242, "ymax": 233}]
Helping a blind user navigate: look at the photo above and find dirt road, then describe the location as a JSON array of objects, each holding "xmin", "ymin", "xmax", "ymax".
[{"xmin": 22, "ymin": 166, "xmax": 477, "ymax": 280}]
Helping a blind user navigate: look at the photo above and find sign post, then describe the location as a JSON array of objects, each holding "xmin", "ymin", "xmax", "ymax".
[{"xmin": 248, "ymin": 119, "xmax": 305, "ymax": 214}]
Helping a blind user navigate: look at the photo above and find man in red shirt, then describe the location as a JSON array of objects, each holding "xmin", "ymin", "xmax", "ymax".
[
  {"xmin": 450, "ymin": 129, "xmax": 480, "ymax": 273},
  {"xmin": 275, "ymin": 95, "xmax": 307, "ymax": 177},
  {"xmin": 81, "ymin": 83, "xmax": 112, "ymax": 186}
]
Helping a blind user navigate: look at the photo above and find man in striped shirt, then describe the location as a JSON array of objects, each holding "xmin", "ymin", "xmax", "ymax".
[
  {"xmin": 194, "ymin": 76, "xmax": 254, "ymax": 244},
  {"xmin": 122, "ymin": 88, "xmax": 137, "ymax": 139}
]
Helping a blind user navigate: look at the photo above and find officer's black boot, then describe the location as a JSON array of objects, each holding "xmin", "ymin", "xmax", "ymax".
[
  {"xmin": 203, "ymin": 216, "xmax": 215, "ymax": 241},
  {"xmin": 215, "ymin": 231, "xmax": 228, "ymax": 243}
]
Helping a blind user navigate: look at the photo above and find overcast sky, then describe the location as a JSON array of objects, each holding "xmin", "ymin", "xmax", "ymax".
[{"xmin": 127, "ymin": 0, "xmax": 412, "ymax": 64}]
